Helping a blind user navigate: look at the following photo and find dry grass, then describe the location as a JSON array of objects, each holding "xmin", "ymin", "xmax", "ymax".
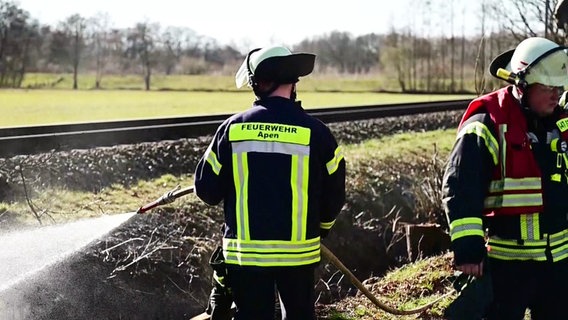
[{"xmin": 319, "ymin": 252, "xmax": 456, "ymax": 320}]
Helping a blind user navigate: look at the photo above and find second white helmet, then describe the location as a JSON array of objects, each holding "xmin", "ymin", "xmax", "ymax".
[{"xmin": 490, "ymin": 37, "xmax": 568, "ymax": 87}]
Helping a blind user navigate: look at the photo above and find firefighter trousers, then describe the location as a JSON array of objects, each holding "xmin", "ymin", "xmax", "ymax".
[
  {"xmin": 226, "ymin": 264, "xmax": 316, "ymax": 320},
  {"xmin": 486, "ymin": 258, "xmax": 568, "ymax": 320}
]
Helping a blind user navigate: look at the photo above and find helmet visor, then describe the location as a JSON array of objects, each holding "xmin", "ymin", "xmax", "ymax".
[{"xmin": 525, "ymin": 49, "xmax": 568, "ymax": 87}]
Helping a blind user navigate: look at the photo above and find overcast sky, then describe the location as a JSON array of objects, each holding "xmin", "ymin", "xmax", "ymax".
[{"xmin": 15, "ymin": 0, "xmax": 480, "ymax": 49}]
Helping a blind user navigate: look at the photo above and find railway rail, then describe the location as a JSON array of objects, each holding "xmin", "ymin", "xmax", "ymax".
[{"xmin": 0, "ymin": 99, "xmax": 470, "ymax": 157}]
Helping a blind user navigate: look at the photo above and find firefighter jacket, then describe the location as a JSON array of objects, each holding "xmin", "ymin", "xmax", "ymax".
[
  {"xmin": 194, "ymin": 96, "xmax": 346, "ymax": 268},
  {"xmin": 443, "ymin": 86, "xmax": 568, "ymax": 266}
]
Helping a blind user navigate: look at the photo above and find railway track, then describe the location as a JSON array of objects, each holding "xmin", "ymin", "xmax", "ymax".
[{"xmin": 0, "ymin": 99, "xmax": 470, "ymax": 157}]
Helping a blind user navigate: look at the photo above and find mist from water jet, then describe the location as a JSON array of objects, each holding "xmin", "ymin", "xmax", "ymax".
[{"xmin": 0, "ymin": 212, "xmax": 136, "ymax": 292}]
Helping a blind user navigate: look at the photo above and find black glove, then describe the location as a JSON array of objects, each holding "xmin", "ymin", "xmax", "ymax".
[
  {"xmin": 205, "ymin": 246, "xmax": 233, "ymax": 320},
  {"xmin": 444, "ymin": 266, "xmax": 493, "ymax": 320}
]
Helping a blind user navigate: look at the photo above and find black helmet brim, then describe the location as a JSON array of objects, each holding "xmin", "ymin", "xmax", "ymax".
[
  {"xmin": 254, "ymin": 53, "xmax": 316, "ymax": 83},
  {"xmin": 489, "ymin": 48, "xmax": 515, "ymax": 83}
]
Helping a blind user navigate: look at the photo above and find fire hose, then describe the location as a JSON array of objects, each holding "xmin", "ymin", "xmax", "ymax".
[{"xmin": 137, "ymin": 186, "xmax": 455, "ymax": 316}]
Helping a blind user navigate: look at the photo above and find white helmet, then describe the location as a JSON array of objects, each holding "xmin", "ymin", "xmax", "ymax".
[
  {"xmin": 235, "ymin": 46, "xmax": 315, "ymax": 89},
  {"xmin": 489, "ymin": 37, "xmax": 568, "ymax": 87}
]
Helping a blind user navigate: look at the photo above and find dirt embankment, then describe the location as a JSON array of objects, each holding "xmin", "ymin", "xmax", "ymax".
[{"xmin": 0, "ymin": 111, "xmax": 461, "ymax": 319}]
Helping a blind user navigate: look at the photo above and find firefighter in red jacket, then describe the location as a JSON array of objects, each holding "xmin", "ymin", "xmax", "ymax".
[
  {"xmin": 194, "ymin": 46, "xmax": 346, "ymax": 320},
  {"xmin": 442, "ymin": 37, "xmax": 568, "ymax": 319}
]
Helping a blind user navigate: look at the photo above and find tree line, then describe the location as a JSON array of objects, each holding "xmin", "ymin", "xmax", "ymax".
[{"xmin": 0, "ymin": 0, "xmax": 565, "ymax": 93}]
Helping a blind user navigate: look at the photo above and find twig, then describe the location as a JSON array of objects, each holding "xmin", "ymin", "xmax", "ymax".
[
  {"xmin": 111, "ymin": 243, "xmax": 167, "ymax": 274},
  {"xmin": 101, "ymin": 237, "xmax": 144, "ymax": 254}
]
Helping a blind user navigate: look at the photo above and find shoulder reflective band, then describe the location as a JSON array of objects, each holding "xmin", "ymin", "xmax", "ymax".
[
  {"xmin": 204, "ymin": 141, "xmax": 222, "ymax": 175},
  {"xmin": 229, "ymin": 122, "xmax": 311, "ymax": 145},
  {"xmin": 457, "ymin": 121, "xmax": 499, "ymax": 165},
  {"xmin": 326, "ymin": 146, "xmax": 344, "ymax": 175}
]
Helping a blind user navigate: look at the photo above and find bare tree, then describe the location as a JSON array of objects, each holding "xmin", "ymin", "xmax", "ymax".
[
  {"xmin": 0, "ymin": 0, "xmax": 39, "ymax": 88},
  {"xmin": 381, "ymin": 29, "xmax": 412, "ymax": 92},
  {"xmin": 160, "ymin": 27, "xmax": 184, "ymax": 75},
  {"xmin": 126, "ymin": 21, "xmax": 159, "ymax": 90},
  {"xmin": 55, "ymin": 14, "xmax": 88, "ymax": 89},
  {"xmin": 88, "ymin": 12, "xmax": 113, "ymax": 89},
  {"xmin": 487, "ymin": 0, "xmax": 567, "ymax": 43}
]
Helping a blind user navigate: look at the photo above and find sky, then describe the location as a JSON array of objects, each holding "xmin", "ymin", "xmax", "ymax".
[{"xmin": 15, "ymin": 0, "xmax": 480, "ymax": 49}]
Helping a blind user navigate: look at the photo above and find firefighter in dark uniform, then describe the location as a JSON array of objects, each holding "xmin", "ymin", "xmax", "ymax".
[
  {"xmin": 194, "ymin": 46, "xmax": 346, "ymax": 320},
  {"xmin": 442, "ymin": 37, "xmax": 568, "ymax": 320}
]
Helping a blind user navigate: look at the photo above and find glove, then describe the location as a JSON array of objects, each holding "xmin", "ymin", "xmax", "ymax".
[
  {"xmin": 205, "ymin": 246, "xmax": 233, "ymax": 320},
  {"xmin": 444, "ymin": 265, "xmax": 493, "ymax": 320}
]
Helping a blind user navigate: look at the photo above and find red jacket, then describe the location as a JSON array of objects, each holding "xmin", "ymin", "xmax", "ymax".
[{"xmin": 460, "ymin": 87, "xmax": 543, "ymax": 216}]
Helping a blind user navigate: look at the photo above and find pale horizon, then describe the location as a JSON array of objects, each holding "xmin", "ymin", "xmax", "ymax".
[{"xmin": 15, "ymin": 0, "xmax": 482, "ymax": 49}]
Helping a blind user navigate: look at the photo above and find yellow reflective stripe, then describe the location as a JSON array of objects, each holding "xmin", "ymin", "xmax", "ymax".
[
  {"xmin": 546, "ymin": 229, "xmax": 568, "ymax": 262},
  {"xmin": 326, "ymin": 146, "xmax": 344, "ymax": 175},
  {"xmin": 549, "ymin": 229, "xmax": 568, "ymax": 246},
  {"xmin": 223, "ymin": 237, "xmax": 321, "ymax": 266},
  {"xmin": 520, "ymin": 213, "xmax": 540, "ymax": 240},
  {"xmin": 489, "ymin": 236, "xmax": 547, "ymax": 247},
  {"xmin": 290, "ymin": 156, "xmax": 302, "ymax": 241},
  {"xmin": 487, "ymin": 247, "xmax": 548, "ymax": 261},
  {"xmin": 290, "ymin": 154, "xmax": 309, "ymax": 241},
  {"xmin": 551, "ymin": 242, "xmax": 568, "ymax": 262},
  {"xmin": 457, "ymin": 121, "xmax": 499, "ymax": 165},
  {"xmin": 551, "ymin": 138, "xmax": 561, "ymax": 152},
  {"xmin": 233, "ymin": 152, "xmax": 250, "ymax": 240},
  {"xmin": 489, "ymin": 229, "xmax": 568, "ymax": 262},
  {"xmin": 204, "ymin": 143, "xmax": 222, "ymax": 175},
  {"xmin": 557, "ymin": 118, "xmax": 568, "ymax": 132},
  {"xmin": 320, "ymin": 220, "xmax": 335, "ymax": 230},
  {"xmin": 224, "ymin": 250, "xmax": 321, "ymax": 266},
  {"xmin": 499, "ymin": 124, "xmax": 507, "ymax": 177},
  {"xmin": 229, "ymin": 122, "xmax": 311, "ymax": 145},
  {"xmin": 551, "ymin": 174, "xmax": 562, "ymax": 182},
  {"xmin": 484, "ymin": 193, "xmax": 543, "ymax": 208},
  {"xmin": 449, "ymin": 217, "xmax": 484, "ymax": 241},
  {"xmin": 488, "ymin": 178, "xmax": 542, "ymax": 192},
  {"xmin": 223, "ymin": 237, "xmax": 320, "ymax": 251},
  {"xmin": 300, "ymin": 155, "xmax": 309, "ymax": 240},
  {"xmin": 291, "ymin": 155, "xmax": 299, "ymax": 241}
]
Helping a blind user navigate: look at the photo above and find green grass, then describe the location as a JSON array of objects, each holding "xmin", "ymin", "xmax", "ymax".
[
  {"xmin": 344, "ymin": 129, "xmax": 456, "ymax": 162},
  {"xmin": 4, "ymin": 174, "xmax": 195, "ymax": 226},
  {"xmin": 2, "ymin": 73, "xmax": 476, "ymax": 128},
  {"xmin": 19, "ymin": 73, "xmax": 422, "ymax": 92},
  {"xmin": 0, "ymin": 89, "xmax": 474, "ymax": 128}
]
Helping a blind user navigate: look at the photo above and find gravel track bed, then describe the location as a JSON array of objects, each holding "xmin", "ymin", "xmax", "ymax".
[{"xmin": 0, "ymin": 110, "xmax": 461, "ymax": 197}]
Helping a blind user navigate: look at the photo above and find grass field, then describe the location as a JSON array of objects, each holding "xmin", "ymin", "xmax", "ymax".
[
  {"xmin": 1, "ymin": 73, "xmax": 476, "ymax": 128},
  {"xmin": 19, "ymin": 73, "xmax": 422, "ymax": 92}
]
